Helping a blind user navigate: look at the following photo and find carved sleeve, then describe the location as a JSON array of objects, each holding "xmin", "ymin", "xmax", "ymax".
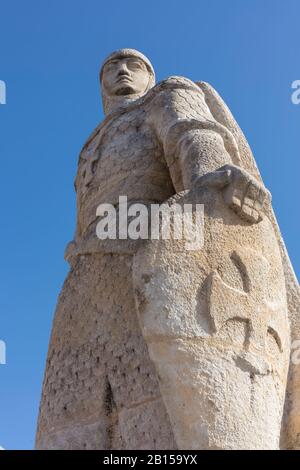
[{"xmin": 148, "ymin": 78, "xmax": 236, "ymax": 192}]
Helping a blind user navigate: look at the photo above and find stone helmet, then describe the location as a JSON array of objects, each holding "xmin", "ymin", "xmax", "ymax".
[
  {"xmin": 99, "ymin": 48, "xmax": 156, "ymax": 114},
  {"xmin": 100, "ymin": 48, "xmax": 155, "ymax": 89}
]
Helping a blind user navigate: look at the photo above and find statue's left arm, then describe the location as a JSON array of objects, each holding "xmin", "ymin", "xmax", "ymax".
[{"xmin": 148, "ymin": 77, "xmax": 271, "ymax": 224}]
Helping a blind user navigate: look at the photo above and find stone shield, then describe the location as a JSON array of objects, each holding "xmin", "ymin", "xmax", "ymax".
[{"xmin": 132, "ymin": 186, "xmax": 290, "ymax": 449}]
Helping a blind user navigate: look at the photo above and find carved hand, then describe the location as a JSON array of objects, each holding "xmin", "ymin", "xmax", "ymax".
[{"xmin": 196, "ymin": 164, "xmax": 271, "ymax": 224}]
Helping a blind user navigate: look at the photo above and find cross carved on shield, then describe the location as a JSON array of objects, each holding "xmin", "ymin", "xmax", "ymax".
[{"xmin": 208, "ymin": 249, "xmax": 285, "ymax": 355}]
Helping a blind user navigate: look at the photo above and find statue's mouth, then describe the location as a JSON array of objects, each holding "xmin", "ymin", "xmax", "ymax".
[{"xmin": 117, "ymin": 76, "xmax": 132, "ymax": 83}]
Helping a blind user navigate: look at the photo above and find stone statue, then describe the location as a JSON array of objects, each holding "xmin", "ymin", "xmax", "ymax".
[{"xmin": 36, "ymin": 49, "xmax": 300, "ymax": 450}]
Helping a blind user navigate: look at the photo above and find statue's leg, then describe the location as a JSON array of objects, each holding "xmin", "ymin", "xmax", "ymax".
[{"xmin": 35, "ymin": 253, "xmax": 176, "ymax": 450}]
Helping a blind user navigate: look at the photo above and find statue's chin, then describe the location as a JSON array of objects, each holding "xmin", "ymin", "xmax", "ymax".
[{"xmin": 115, "ymin": 86, "xmax": 137, "ymax": 96}]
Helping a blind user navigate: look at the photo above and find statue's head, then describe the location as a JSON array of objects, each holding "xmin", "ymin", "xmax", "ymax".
[{"xmin": 100, "ymin": 49, "xmax": 155, "ymax": 115}]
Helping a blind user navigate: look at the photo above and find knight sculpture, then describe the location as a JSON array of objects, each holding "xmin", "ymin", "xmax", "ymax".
[{"xmin": 36, "ymin": 49, "xmax": 300, "ymax": 450}]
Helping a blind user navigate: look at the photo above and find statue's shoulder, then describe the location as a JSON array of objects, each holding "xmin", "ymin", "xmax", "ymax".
[
  {"xmin": 148, "ymin": 76, "xmax": 202, "ymax": 98},
  {"xmin": 144, "ymin": 76, "xmax": 205, "ymax": 113}
]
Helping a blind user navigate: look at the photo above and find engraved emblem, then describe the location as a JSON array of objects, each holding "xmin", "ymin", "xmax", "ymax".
[{"xmin": 208, "ymin": 249, "xmax": 284, "ymax": 354}]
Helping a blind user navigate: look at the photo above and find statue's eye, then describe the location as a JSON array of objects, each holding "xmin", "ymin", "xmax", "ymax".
[
  {"xmin": 127, "ymin": 59, "xmax": 145, "ymax": 71},
  {"xmin": 104, "ymin": 61, "xmax": 118, "ymax": 72}
]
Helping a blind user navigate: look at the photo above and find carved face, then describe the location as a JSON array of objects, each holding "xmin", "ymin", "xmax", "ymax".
[{"xmin": 101, "ymin": 57, "xmax": 150, "ymax": 96}]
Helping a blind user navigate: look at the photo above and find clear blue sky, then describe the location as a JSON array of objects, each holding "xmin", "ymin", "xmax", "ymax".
[{"xmin": 0, "ymin": 0, "xmax": 299, "ymax": 450}]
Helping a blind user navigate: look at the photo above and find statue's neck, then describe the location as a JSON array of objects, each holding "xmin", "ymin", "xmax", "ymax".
[{"xmin": 102, "ymin": 92, "xmax": 147, "ymax": 116}]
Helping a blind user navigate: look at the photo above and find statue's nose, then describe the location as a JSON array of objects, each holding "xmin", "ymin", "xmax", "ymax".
[{"xmin": 117, "ymin": 63, "xmax": 130, "ymax": 76}]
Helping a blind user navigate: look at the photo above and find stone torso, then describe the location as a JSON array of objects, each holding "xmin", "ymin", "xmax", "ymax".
[{"xmin": 75, "ymin": 105, "xmax": 175, "ymax": 241}]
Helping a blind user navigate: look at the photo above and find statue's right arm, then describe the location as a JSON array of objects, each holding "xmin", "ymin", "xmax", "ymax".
[{"xmin": 148, "ymin": 77, "xmax": 270, "ymax": 224}]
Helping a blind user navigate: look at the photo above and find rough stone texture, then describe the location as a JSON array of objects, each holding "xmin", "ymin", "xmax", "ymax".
[
  {"xmin": 36, "ymin": 49, "xmax": 299, "ymax": 450},
  {"xmin": 36, "ymin": 254, "xmax": 176, "ymax": 450},
  {"xmin": 133, "ymin": 187, "xmax": 290, "ymax": 449}
]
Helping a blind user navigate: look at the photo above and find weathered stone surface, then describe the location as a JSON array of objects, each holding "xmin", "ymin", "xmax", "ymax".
[
  {"xmin": 36, "ymin": 49, "xmax": 299, "ymax": 450},
  {"xmin": 133, "ymin": 187, "xmax": 290, "ymax": 449},
  {"xmin": 36, "ymin": 254, "xmax": 176, "ymax": 449}
]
